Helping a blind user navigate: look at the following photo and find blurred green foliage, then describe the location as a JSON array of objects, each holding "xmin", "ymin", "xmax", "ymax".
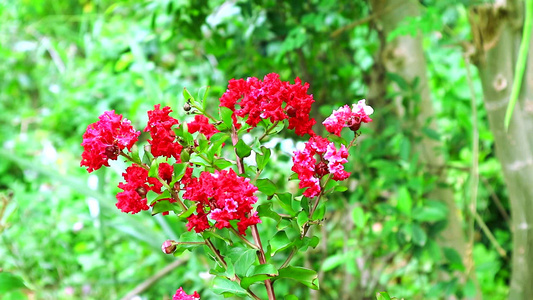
[{"xmin": 0, "ymin": 0, "xmax": 509, "ymax": 299}]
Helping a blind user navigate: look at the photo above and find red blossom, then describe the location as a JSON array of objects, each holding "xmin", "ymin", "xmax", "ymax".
[
  {"xmin": 116, "ymin": 163, "xmax": 182, "ymax": 215},
  {"xmin": 291, "ymin": 136, "xmax": 351, "ymax": 198},
  {"xmin": 183, "ymin": 169, "xmax": 260, "ymax": 234},
  {"xmin": 116, "ymin": 165, "xmax": 161, "ymax": 214},
  {"xmin": 144, "ymin": 104, "xmax": 183, "ymax": 161},
  {"xmin": 187, "ymin": 115, "xmax": 219, "ymax": 139},
  {"xmin": 173, "ymin": 287, "xmax": 200, "ymax": 300},
  {"xmin": 219, "ymin": 73, "xmax": 316, "ymax": 136},
  {"xmin": 323, "ymin": 100, "xmax": 373, "ymax": 136},
  {"xmin": 81, "ymin": 110, "xmax": 140, "ymax": 173}
]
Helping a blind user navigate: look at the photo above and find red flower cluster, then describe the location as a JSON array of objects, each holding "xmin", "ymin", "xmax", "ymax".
[
  {"xmin": 173, "ymin": 287, "xmax": 200, "ymax": 300},
  {"xmin": 116, "ymin": 165, "xmax": 160, "ymax": 214},
  {"xmin": 144, "ymin": 105, "xmax": 183, "ymax": 161},
  {"xmin": 291, "ymin": 136, "xmax": 350, "ymax": 198},
  {"xmin": 183, "ymin": 169, "xmax": 260, "ymax": 235},
  {"xmin": 187, "ymin": 115, "xmax": 219, "ymax": 139},
  {"xmin": 116, "ymin": 162, "xmax": 176, "ymax": 214},
  {"xmin": 219, "ymin": 73, "xmax": 316, "ymax": 136},
  {"xmin": 323, "ymin": 100, "xmax": 374, "ymax": 136},
  {"xmin": 81, "ymin": 111, "xmax": 140, "ymax": 173}
]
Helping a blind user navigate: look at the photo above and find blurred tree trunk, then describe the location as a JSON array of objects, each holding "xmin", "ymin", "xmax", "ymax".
[
  {"xmin": 468, "ymin": 2, "xmax": 533, "ymax": 299},
  {"xmin": 369, "ymin": 0, "xmax": 479, "ymax": 297}
]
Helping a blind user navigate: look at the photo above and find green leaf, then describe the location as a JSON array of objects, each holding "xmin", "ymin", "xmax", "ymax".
[
  {"xmin": 0, "ymin": 272, "xmax": 27, "ymax": 293},
  {"xmin": 274, "ymin": 266, "xmax": 319, "ymax": 290},
  {"xmin": 269, "ymin": 231, "xmax": 292, "ymax": 256},
  {"xmin": 214, "ymin": 158, "xmax": 233, "ymax": 169},
  {"xmin": 257, "ymin": 203, "xmax": 281, "ymax": 222},
  {"xmin": 412, "ymin": 201, "xmax": 448, "ymax": 222},
  {"xmin": 219, "ymin": 106, "xmax": 234, "ymax": 130},
  {"xmin": 387, "ymin": 72, "xmax": 409, "ymax": 91},
  {"xmin": 322, "ymin": 253, "xmax": 346, "ymax": 272},
  {"xmin": 183, "ymin": 87, "xmax": 194, "ymax": 102},
  {"xmin": 297, "ymin": 211, "xmax": 309, "ymax": 231},
  {"xmin": 226, "ymin": 247, "xmax": 257, "ymax": 276},
  {"xmin": 148, "ymin": 156, "xmax": 167, "ymax": 178},
  {"xmin": 311, "ymin": 201, "xmax": 325, "ymax": 221},
  {"xmin": 443, "ymin": 247, "xmax": 465, "ymax": 271},
  {"xmin": 396, "ymin": 187, "xmax": 412, "ymax": 216},
  {"xmin": 352, "ymin": 206, "xmax": 367, "ymax": 228},
  {"xmin": 151, "ymin": 200, "xmax": 179, "ymax": 216},
  {"xmin": 285, "ymin": 296, "xmax": 299, "ymax": 300},
  {"xmin": 171, "ymin": 163, "xmax": 187, "ymax": 184},
  {"xmin": 412, "ymin": 223, "xmax": 427, "ymax": 246},
  {"xmin": 202, "ymin": 231, "xmax": 231, "ymax": 244},
  {"xmin": 334, "ymin": 185, "xmax": 348, "ymax": 192},
  {"xmin": 240, "ymin": 264, "xmax": 278, "ymax": 289},
  {"xmin": 212, "ymin": 276, "xmax": 249, "ymax": 298},
  {"xmin": 255, "ymin": 146, "xmax": 272, "ymax": 170},
  {"xmin": 255, "ymin": 179, "xmax": 277, "ymax": 196},
  {"xmin": 421, "ymin": 127, "xmax": 440, "ymax": 141},
  {"xmin": 376, "ymin": 291, "xmax": 392, "ymax": 300},
  {"xmin": 178, "ymin": 204, "xmax": 196, "ymax": 219},
  {"xmin": 148, "ymin": 189, "xmax": 171, "ymax": 205},
  {"xmin": 276, "ymin": 193, "xmax": 297, "ymax": 216},
  {"xmin": 206, "ymin": 135, "xmax": 228, "ymax": 161},
  {"xmin": 232, "ymin": 249, "xmax": 257, "ymax": 276},
  {"xmin": 235, "ymin": 139, "xmax": 252, "ymax": 158}
]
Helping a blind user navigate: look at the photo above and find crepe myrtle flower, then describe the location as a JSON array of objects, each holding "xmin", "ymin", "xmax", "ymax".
[
  {"xmin": 323, "ymin": 99, "xmax": 374, "ymax": 136},
  {"xmin": 219, "ymin": 73, "xmax": 316, "ymax": 136},
  {"xmin": 291, "ymin": 136, "xmax": 350, "ymax": 198},
  {"xmin": 144, "ymin": 104, "xmax": 183, "ymax": 161},
  {"xmin": 183, "ymin": 169, "xmax": 261, "ymax": 235},
  {"xmin": 81, "ymin": 110, "xmax": 140, "ymax": 173},
  {"xmin": 173, "ymin": 287, "xmax": 200, "ymax": 300}
]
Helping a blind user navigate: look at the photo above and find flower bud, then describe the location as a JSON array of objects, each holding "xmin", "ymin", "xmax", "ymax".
[
  {"xmin": 286, "ymin": 105, "xmax": 296, "ymax": 117},
  {"xmin": 316, "ymin": 161, "xmax": 329, "ymax": 177},
  {"xmin": 183, "ymin": 103, "xmax": 192, "ymax": 112},
  {"xmin": 347, "ymin": 116, "xmax": 362, "ymax": 132},
  {"xmin": 161, "ymin": 239, "xmax": 177, "ymax": 254},
  {"xmin": 105, "ymin": 145, "xmax": 120, "ymax": 159}
]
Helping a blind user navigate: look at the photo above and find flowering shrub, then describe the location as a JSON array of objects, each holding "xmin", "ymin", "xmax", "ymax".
[{"xmin": 80, "ymin": 73, "xmax": 373, "ymax": 299}]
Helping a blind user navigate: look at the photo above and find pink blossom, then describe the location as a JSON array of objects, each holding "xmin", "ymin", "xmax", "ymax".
[
  {"xmin": 173, "ymin": 287, "xmax": 200, "ymax": 300},
  {"xmin": 323, "ymin": 100, "xmax": 373, "ymax": 136},
  {"xmin": 292, "ymin": 136, "xmax": 351, "ymax": 197}
]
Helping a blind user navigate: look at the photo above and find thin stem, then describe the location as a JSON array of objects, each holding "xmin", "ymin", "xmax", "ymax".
[
  {"xmin": 205, "ymin": 238, "xmax": 228, "ymax": 269},
  {"xmin": 120, "ymin": 151, "xmax": 146, "ymax": 169},
  {"xmin": 205, "ymin": 237, "xmax": 261, "ymax": 300},
  {"xmin": 190, "ymin": 102, "xmax": 218, "ymax": 123},
  {"xmin": 259, "ymin": 121, "xmax": 280, "ymax": 141},
  {"xmin": 231, "ymin": 123, "xmax": 276, "ymax": 300},
  {"xmin": 474, "ymin": 212, "xmax": 507, "ymax": 258},
  {"xmin": 229, "ymin": 227, "xmax": 260, "ymax": 250}
]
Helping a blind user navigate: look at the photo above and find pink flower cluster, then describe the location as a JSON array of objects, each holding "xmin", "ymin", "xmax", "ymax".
[
  {"xmin": 173, "ymin": 287, "xmax": 200, "ymax": 300},
  {"xmin": 184, "ymin": 169, "xmax": 260, "ymax": 235},
  {"xmin": 81, "ymin": 111, "xmax": 140, "ymax": 173},
  {"xmin": 219, "ymin": 73, "xmax": 316, "ymax": 136},
  {"xmin": 144, "ymin": 104, "xmax": 183, "ymax": 161},
  {"xmin": 291, "ymin": 136, "xmax": 350, "ymax": 198},
  {"xmin": 323, "ymin": 100, "xmax": 374, "ymax": 136}
]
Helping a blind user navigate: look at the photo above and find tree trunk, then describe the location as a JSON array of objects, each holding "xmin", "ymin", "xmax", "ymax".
[
  {"xmin": 369, "ymin": 0, "xmax": 478, "ymax": 297},
  {"xmin": 469, "ymin": 2, "xmax": 533, "ymax": 299}
]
